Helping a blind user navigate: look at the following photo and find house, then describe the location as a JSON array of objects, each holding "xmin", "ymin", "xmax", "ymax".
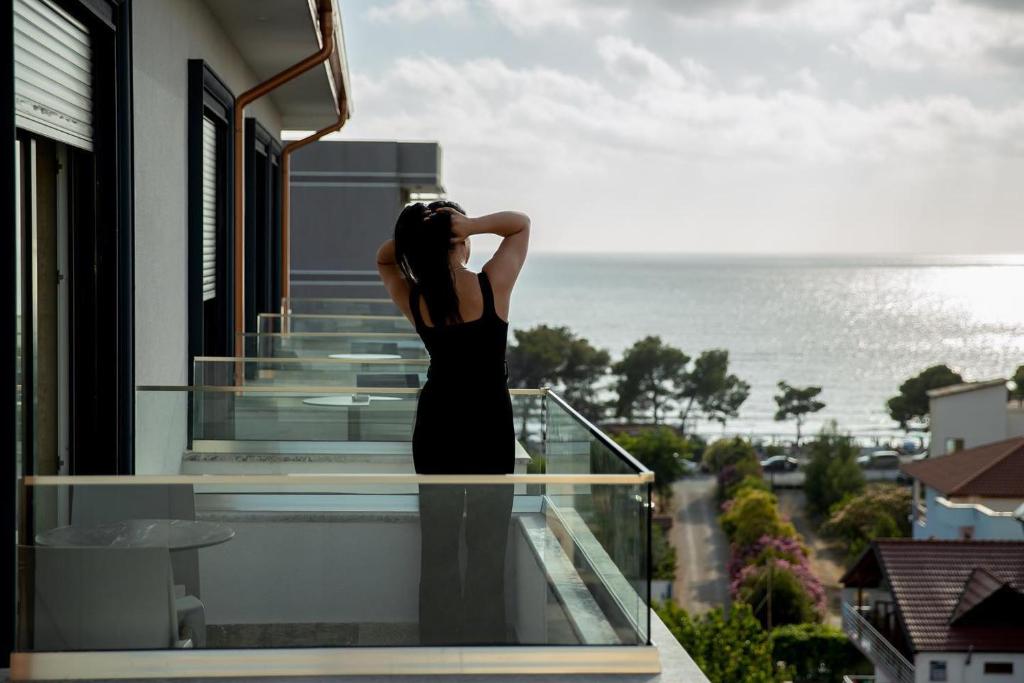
[
  {"xmin": 841, "ymin": 540, "xmax": 1024, "ymax": 683},
  {"xmin": 901, "ymin": 437, "xmax": 1024, "ymax": 540},
  {"xmin": 928, "ymin": 380, "xmax": 1024, "ymax": 458}
]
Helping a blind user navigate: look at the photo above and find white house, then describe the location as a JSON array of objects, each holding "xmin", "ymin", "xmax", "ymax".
[
  {"xmin": 842, "ymin": 540, "xmax": 1024, "ymax": 683},
  {"xmin": 928, "ymin": 380, "xmax": 1024, "ymax": 458},
  {"xmin": 901, "ymin": 437, "xmax": 1024, "ymax": 541}
]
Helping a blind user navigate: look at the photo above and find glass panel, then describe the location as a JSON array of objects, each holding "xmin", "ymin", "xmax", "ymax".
[
  {"xmin": 257, "ymin": 313, "xmax": 413, "ymax": 335},
  {"xmin": 283, "ymin": 298, "xmax": 399, "ymax": 316},
  {"xmin": 19, "ymin": 475, "xmax": 650, "ymax": 650},
  {"xmin": 240, "ymin": 333, "xmax": 426, "ymax": 360}
]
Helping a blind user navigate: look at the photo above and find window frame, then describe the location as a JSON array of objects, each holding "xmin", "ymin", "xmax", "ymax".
[
  {"xmin": 244, "ymin": 117, "xmax": 282, "ymax": 334},
  {"xmin": 187, "ymin": 60, "xmax": 235, "ymax": 374}
]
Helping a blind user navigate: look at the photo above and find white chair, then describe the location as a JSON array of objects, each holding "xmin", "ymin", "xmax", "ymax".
[{"xmin": 29, "ymin": 546, "xmax": 193, "ymax": 650}]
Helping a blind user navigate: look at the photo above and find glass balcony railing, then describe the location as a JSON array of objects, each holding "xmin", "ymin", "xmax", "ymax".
[
  {"xmin": 282, "ymin": 297, "xmax": 400, "ymax": 316},
  {"xmin": 257, "ymin": 313, "xmax": 414, "ymax": 335},
  {"xmin": 19, "ymin": 473, "xmax": 650, "ymax": 653},
  {"xmin": 240, "ymin": 332, "xmax": 426, "ymax": 359},
  {"xmin": 193, "ymin": 356, "xmax": 430, "ymax": 388}
]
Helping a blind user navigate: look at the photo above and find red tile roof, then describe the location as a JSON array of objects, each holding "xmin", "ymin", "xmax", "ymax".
[
  {"xmin": 843, "ymin": 540, "xmax": 1024, "ymax": 653},
  {"xmin": 900, "ymin": 437, "xmax": 1024, "ymax": 497}
]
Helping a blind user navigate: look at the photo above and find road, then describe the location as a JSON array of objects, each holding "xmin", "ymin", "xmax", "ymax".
[{"xmin": 668, "ymin": 475, "xmax": 731, "ymax": 614}]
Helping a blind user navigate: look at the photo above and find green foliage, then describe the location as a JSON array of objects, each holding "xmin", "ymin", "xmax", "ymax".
[
  {"xmin": 735, "ymin": 562, "xmax": 820, "ymax": 628},
  {"xmin": 1011, "ymin": 365, "xmax": 1024, "ymax": 404},
  {"xmin": 774, "ymin": 382, "xmax": 826, "ymax": 443},
  {"xmin": 720, "ymin": 488, "xmax": 798, "ymax": 548},
  {"xmin": 678, "ymin": 349, "xmax": 751, "ymax": 428},
  {"xmin": 656, "ymin": 602, "xmax": 776, "ymax": 683},
  {"xmin": 702, "ymin": 437, "xmax": 757, "ymax": 473},
  {"xmin": 820, "ymin": 484, "xmax": 911, "ymax": 561},
  {"xmin": 886, "ymin": 363, "xmax": 964, "ymax": 431},
  {"xmin": 613, "ymin": 427, "xmax": 692, "ymax": 500},
  {"xmin": 803, "ymin": 423, "xmax": 865, "ymax": 519},
  {"xmin": 653, "ymin": 523, "xmax": 677, "ymax": 581},
  {"xmin": 612, "ymin": 336, "xmax": 690, "ymax": 424},
  {"xmin": 771, "ymin": 623, "xmax": 870, "ymax": 683},
  {"xmin": 723, "ymin": 472, "xmax": 769, "ymax": 501},
  {"xmin": 507, "ymin": 325, "xmax": 610, "ymax": 424}
]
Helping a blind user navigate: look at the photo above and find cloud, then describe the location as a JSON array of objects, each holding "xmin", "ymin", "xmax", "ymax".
[
  {"xmin": 597, "ymin": 36, "xmax": 686, "ymax": 88},
  {"xmin": 481, "ymin": 0, "xmax": 627, "ymax": 33},
  {"xmin": 366, "ymin": 0, "xmax": 467, "ymax": 23},
  {"xmin": 844, "ymin": 0, "xmax": 1024, "ymax": 73}
]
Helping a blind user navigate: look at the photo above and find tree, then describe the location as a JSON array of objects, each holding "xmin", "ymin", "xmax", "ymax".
[
  {"xmin": 803, "ymin": 423, "xmax": 865, "ymax": 518},
  {"xmin": 613, "ymin": 427, "xmax": 691, "ymax": 501},
  {"xmin": 656, "ymin": 602, "xmax": 776, "ymax": 683},
  {"xmin": 1011, "ymin": 364, "xmax": 1024, "ymax": 406},
  {"xmin": 559, "ymin": 336, "xmax": 611, "ymax": 421},
  {"xmin": 702, "ymin": 436, "xmax": 757, "ymax": 473},
  {"xmin": 652, "ymin": 524, "xmax": 677, "ymax": 581},
  {"xmin": 612, "ymin": 336, "xmax": 690, "ymax": 424},
  {"xmin": 507, "ymin": 325, "xmax": 610, "ymax": 434},
  {"xmin": 820, "ymin": 484, "xmax": 911, "ymax": 561},
  {"xmin": 678, "ymin": 349, "xmax": 751, "ymax": 430},
  {"xmin": 886, "ymin": 364, "xmax": 963, "ymax": 431},
  {"xmin": 774, "ymin": 381, "xmax": 826, "ymax": 444}
]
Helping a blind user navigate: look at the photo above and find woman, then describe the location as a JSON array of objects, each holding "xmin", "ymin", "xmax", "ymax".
[{"xmin": 376, "ymin": 201, "xmax": 530, "ymax": 645}]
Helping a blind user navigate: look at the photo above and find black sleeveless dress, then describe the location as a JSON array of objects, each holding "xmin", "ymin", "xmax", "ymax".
[
  {"xmin": 408, "ymin": 271, "xmax": 515, "ymax": 475},
  {"xmin": 408, "ymin": 271, "xmax": 515, "ymax": 645}
]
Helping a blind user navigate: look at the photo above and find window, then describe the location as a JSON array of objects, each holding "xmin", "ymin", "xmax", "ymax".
[
  {"xmin": 984, "ymin": 662, "xmax": 1014, "ymax": 675},
  {"xmin": 188, "ymin": 61, "xmax": 234, "ymax": 366},
  {"xmin": 929, "ymin": 660, "xmax": 948, "ymax": 681},
  {"xmin": 244, "ymin": 118, "xmax": 282, "ymax": 334}
]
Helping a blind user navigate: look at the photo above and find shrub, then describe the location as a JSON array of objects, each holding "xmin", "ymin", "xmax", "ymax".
[
  {"xmin": 720, "ymin": 488, "xmax": 798, "ymax": 548},
  {"xmin": 820, "ymin": 484, "xmax": 911, "ymax": 560},
  {"xmin": 771, "ymin": 622, "xmax": 871, "ymax": 683},
  {"xmin": 703, "ymin": 436, "xmax": 757, "ymax": 473},
  {"xmin": 656, "ymin": 601, "xmax": 776, "ymax": 683},
  {"xmin": 614, "ymin": 427, "xmax": 693, "ymax": 501},
  {"xmin": 728, "ymin": 534, "xmax": 808, "ymax": 582},
  {"xmin": 652, "ymin": 523, "xmax": 677, "ymax": 581},
  {"xmin": 733, "ymin": 559, "xmax": 824, "ymax": 628}
]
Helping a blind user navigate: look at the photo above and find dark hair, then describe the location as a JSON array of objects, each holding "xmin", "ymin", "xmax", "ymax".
[{"xmin": 393, "ymin": 200, "xmax": 467, "ymax": 326}]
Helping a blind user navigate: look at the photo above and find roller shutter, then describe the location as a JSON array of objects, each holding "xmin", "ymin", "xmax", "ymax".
[
  {"xmin": 13, "ymin": 0, "xmax": 93, "ymax": 150},
  {"xmin": 202, "ymin": 116, "xmax": 218, "ymax": 301}
]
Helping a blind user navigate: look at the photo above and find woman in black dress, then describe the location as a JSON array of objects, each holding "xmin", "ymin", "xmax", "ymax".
[{"xmin": 376, "ymin": 202, "xmax": 530, "ymax": 645}]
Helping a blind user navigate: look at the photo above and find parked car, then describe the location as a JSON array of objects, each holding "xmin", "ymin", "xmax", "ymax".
[
  {"xmin": 856, "ymin": 450, "xmax": 901, "ymax": 470},
  {"xmin": 760, "ymin": 455, "xmax": 799, "ymax": 472}
]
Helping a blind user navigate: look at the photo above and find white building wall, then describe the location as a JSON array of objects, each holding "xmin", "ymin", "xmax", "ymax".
[
  {"xmin": 915, "ymin": 488, "xmax": 1024, "ymax": 540},
  {"xmin": 915, "ymin": 652, "xmax": 1024, "ymax": 683},
  {"xmin": 929, "ymin": 385, "xmax": 1010, "ymax": 457},
  {"xmin": 132, "ymin": 0, "xmax": 282, "ymax": 473}
]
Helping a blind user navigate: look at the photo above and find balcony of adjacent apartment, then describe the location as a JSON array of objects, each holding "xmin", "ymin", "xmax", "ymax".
[
  {"xmin": 841, "ymin": 600, "xmax": 915, "ymax": 683},
  {"xmin": 12, "ymin": 295, "xmax": 711, "ymax": 681}
]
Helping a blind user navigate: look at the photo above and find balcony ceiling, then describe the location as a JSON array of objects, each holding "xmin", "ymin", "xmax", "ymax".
[{"xmin": 205, "ymin": 0, "xmax": 352, "ymax": 131}]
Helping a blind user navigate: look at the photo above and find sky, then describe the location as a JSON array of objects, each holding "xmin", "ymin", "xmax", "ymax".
[{"xmin": 326, "ymin": 0, "xmax": 1024, "ymax": 254}]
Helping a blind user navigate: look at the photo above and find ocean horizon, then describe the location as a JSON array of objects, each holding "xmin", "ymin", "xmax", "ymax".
[{"xmin": 487, "ymin": 251, "xmax": 1024, "ymax": 441}]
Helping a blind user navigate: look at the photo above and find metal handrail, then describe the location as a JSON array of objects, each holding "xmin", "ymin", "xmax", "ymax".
[
  {"xmin": 259, "ymin": 313, "xmax": 408, "ymax": 321},
  {"xmin": 841, "ymin": 603, "xmax": 914, "ymax": 683},
  {"xmin": 238, "ymin": 331, "xmax": 420, "ymax": 338},
  {"xmin": 137, "ymin": 384, "xmax": 544, "ymax": 395},
  {"xmin": 194, "ymin": 356, "xmax": 429, "ymax": 365},
  {"xmin": 23, "ymin": 472, "xmax": 652, "ymax": 486},
  {"xmin": 544, "ymin": 390, "xmax": 653, "ymax": 476}
]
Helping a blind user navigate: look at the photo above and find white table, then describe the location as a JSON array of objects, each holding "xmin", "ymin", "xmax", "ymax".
[
  {"xmin": 328, "ymin": 353, "xmax": 402, "ymax": 360},
  {"xmin": 302, "ymin": 394, "xmax": 403, "ymax": 407},
  {"xmin": 36, "ymin": 519, "xmax": 235, "ymax": 552}
]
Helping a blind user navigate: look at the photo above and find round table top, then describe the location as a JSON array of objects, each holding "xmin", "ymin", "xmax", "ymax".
[
  {"xmin": 328, "ymin": 353, "xmax": 402, "ymax": 360},
  {"xmin": 302, "ymin": 394, "xmax": 404, "ymax": 407},
  {"xmin": 35, "ymin": 519, "xmax": 235, "ymax": 551}
]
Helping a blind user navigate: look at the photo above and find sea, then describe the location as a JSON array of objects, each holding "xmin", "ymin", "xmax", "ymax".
[{"xmin": 498, "ymin": 253, "xmax": 1024, "ymax": 442}]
